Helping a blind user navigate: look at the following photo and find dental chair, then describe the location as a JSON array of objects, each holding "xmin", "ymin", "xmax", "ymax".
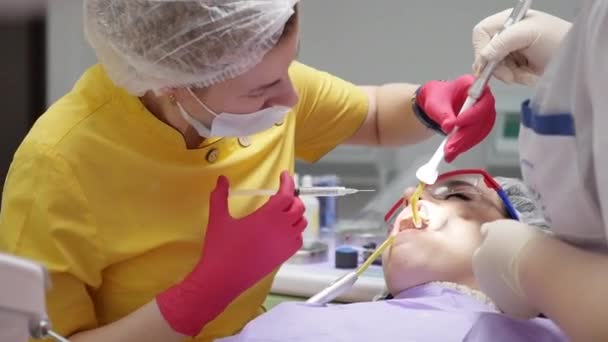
[{"xmin": 0, "ymin": 253, "xmax": 69, "ymax": 342}]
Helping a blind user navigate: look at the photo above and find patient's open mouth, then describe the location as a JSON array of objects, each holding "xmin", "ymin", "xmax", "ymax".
[
  {"xmin": 399, "ymin": 217, "xmax": 429, "ymax": 231},
  {"xmin": 397, "ymin": 207, "xmax": 429, "ymax": 232}
]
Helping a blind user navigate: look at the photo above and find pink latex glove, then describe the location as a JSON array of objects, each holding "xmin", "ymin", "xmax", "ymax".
[
  {"xmin": 414, "ymin": 74, "xmax": 496, "ymax": 163},
  {"xmin": 156, "ymin": 171, "xmax": 306, "ymax": 336}
]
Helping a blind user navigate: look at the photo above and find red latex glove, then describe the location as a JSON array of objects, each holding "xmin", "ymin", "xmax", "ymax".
[
  {"xmin": 156, "ymin": 171, "xmax": 306, "ymax": 336},
  {"xmin": 415, "ymin": 74, "xmax": 496, "ymax": 163}
]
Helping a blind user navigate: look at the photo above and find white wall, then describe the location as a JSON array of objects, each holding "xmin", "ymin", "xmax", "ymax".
[
  {"xmin": 299, "ymin": 0, "xmax": 578, "ymax": 90},
  {"xmin": 46, "ymin": 0, "xmax": 96, "ymax": 104}
]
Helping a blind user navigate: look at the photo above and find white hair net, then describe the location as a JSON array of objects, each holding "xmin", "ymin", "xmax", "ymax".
[
  {"xmin": 495, "ymin": 177, "xmax": 549, "ymax": 229},
  {"xmin": 84, "ymin": 0, "xmax": 298, "ymax": 96}
]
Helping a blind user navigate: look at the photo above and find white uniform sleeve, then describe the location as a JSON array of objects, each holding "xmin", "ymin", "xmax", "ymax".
[{"xmin": 586, "ymin": 0, "xmax": 608, "ymax": 242}]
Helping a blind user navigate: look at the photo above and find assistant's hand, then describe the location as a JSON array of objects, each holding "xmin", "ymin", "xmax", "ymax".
[
  {"xmin": 414, "ymin": 74, "xmax": 496, "ymax": 163},
  {"xmin": 472, "ymin": 219, "xmax": 547, "ymax": 318},
  {"xmin": 156, "ymin": 171, "xmax": 306, "ymax": 336}
]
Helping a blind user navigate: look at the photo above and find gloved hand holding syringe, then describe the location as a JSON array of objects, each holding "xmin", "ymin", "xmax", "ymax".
[{"xmin": 410, "ymin": 0, "xmax": 533, "ymax": 227}]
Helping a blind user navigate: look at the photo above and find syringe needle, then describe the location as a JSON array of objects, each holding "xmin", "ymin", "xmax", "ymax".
[{"xmin": 231, "ymin": 187, "xmax": 375, "ymax": 197}]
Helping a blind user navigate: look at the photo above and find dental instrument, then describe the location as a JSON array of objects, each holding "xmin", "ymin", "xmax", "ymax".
[
  {"xmin": 306, "ymin": 235, "xmax": 395, "ymax": 305},
  {"xmin": 231, "ymin": 187, "xmax": 375, "ymax": 197},
  {"xmin": 415, "ymin": 0, "xmax": 533, "ymax": 186}
]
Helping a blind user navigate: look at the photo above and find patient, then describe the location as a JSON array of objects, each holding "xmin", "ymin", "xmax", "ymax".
[{"xmin": 219, "ymin": 169, "xmax": 566, "ymax": 342}]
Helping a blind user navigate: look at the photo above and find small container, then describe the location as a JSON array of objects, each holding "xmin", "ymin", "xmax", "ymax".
[{"xmin": 335, "ymin": 246, "xmax": 358, "ymax": 269}]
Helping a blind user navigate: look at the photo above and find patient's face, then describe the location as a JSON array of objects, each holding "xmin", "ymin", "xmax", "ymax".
[{"xmin": 382, "ymin": 176, "xmax": 507, "ymax": 295}]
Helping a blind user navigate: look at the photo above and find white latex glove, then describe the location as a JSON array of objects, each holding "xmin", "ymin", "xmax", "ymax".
[
  {"xmin": 472, "ymin": 9, "xmax": 572, "ymax": 86},
  {"xmin": 472, "ymin": 219, "xmax": 548, "ymax": 318}
]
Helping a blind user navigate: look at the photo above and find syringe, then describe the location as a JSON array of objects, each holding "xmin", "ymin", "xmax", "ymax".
[{"xmin": 231, "ymin": 187, "xmax": 375, "ymax": 197}]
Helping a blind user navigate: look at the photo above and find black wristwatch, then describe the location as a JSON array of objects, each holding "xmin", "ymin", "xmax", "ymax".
[{"xmin": 411, "ymin": 87, "xmax": 446, "ymax": 136}]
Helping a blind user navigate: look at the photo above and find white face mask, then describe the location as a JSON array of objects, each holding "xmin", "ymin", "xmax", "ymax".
[{"xmin": 176, "ymin": 88, "xmax": 291, "ymax": 137}]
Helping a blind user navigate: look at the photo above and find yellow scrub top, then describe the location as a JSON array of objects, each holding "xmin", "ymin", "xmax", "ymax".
[{"xmin": 0, "ymin": 62, "xmax": 368, "ymax": 341}]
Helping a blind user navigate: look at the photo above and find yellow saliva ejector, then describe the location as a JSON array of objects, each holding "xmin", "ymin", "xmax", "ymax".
[{"xmin": 409, "ymin": 182, "xmax": 426, "ymax": 228}]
